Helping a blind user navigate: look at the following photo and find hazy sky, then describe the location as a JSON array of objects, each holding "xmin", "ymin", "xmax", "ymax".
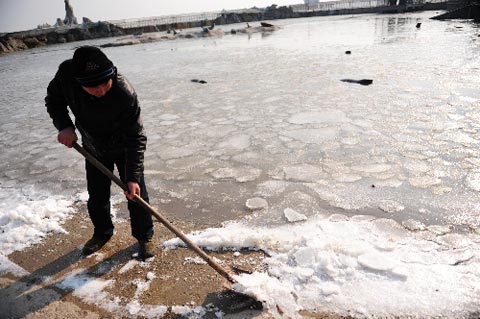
[{"xmin": 0, "ymin": 0, "xmax": 302, "ymax": 33}]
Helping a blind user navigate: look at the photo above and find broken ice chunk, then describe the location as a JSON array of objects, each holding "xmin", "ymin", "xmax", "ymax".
[
  {"xmin": 357, "ymin": 253, "xmax": 398, "ymax": 273},
  {"xmin": 378, "ymin": 200, "xmax": 405, "ymax": 214},
  {"xmin": 402, "ymin": 219, "xmax": 426, "ymax": 231},
  {"xmin": 284, "ymin": 208, "xmax": 307, "ymax": 222},
  {"xmin": 246, "ymin": 197, "xmax": 268, "ymax": 211}
]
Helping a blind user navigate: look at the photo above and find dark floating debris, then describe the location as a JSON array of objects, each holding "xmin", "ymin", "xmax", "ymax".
[
  {"xmin": 191, "ymin": 79, "xmax": 207, "ymax": 84},
  {"xmin": 260, "ymin": 22, "xmax": 275, "ymax": 27},
  {"xmin": 371, "ymin": 184, "xmax": 376, "ymax": 188},
  {"xmin": 201, "ymin": 22, "xmax": 215, "ymax": 33},
  {"xmin": 341, "ymin": 79, "xmax": 373, "ymax": 86},
  {"xmin": 416, "ymin": 22, "xmax": 422, "ymax": 28},
  {"xmin": 345, "ymin": 50, "xmax": 351, "ymax": 54}
]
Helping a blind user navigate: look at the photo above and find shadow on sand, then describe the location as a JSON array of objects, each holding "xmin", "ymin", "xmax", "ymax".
[{"xmin": 0, "ymin": 245, "xmax": 135, "ymax": 318}]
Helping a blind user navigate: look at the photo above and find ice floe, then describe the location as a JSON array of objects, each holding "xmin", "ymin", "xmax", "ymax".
[
  {"xmin": 283, "ymin": 208, "xmax": 307, "ymax": 222},
  {"xmin": 245, "ymin": 197, "xmax": 268, "ymax": 211}
]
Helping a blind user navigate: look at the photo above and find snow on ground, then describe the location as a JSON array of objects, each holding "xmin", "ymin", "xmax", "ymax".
[
  {"xmin": 56, "ymin": 267, "xmax": 169, "ymax": 317},
  {"xmin": 164, "ymin": 213, "xmax": 480, "ymax": 318},
  {"xmin": 0, "ymin": 188, "xmax": 128, "ymax": 276},
  {"xmin": 0, "ymin": 187, "xmax": 74, "ymax": 256},
  {"xmin": 54, "ymin": 264, "xmax": 228, "ymax": 319},
  {"xmin": 0, "ymin": 255, "xmax": 28, "ymax": 277}
]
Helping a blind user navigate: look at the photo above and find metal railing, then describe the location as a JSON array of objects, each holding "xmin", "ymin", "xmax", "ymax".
[
  {"xmin": 109, "ymin": 12, "xmax": 221, "ymax": 29},
  {"xmin": 290, "ymin": 0, "xmax": 446, "ymax": 12},
  {"xmin": 292, "ymin": 0, "xmax": 388, "ymax": 11}
]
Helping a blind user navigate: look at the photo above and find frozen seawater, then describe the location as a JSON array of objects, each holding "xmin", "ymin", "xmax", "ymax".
[{"xmin": 1, "ymin": 11, "xmax": 480, "ymax": 318}]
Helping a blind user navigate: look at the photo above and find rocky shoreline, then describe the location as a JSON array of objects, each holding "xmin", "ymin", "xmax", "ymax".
[
  {"xmin": 0, "ymin": 21, "xmax": 124, "ymax": 55},
  {"xmin": 0, "ymin": 5, "xmax": 295, "ymax": 55},
  {"xmin": 0, "ymin": 1, "xmax": 450, "ymax": 56}
]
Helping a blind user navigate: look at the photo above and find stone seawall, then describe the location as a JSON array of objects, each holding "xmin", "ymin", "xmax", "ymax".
[
  {"xmin": 0, "ymin": 5, "xmax": 299, "ymax": 55},
  {"xmin": 0, "ymin": 22, "xmax": 123, "ymax": 55},
  {"xmin": 0, "ymin": 4, "xmax": 447, "ymax": 56}
]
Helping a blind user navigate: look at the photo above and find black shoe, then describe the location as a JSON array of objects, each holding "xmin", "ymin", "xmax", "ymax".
[
  {"xmin": 82, "ymin": 236, "xmax": 111, "ymax": 255},
  {"xmin": 138, "ymin": 239, "xmax": 155, "ymax": 260}
]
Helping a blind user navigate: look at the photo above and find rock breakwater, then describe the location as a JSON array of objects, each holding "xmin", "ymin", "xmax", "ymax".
[{"xmin": 0, "ymin": 22, "xmax": 123, "ymax": 55}]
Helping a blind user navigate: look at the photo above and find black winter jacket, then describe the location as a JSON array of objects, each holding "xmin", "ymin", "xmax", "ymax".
[{"xmin": 45, "ymin": 59, "xmax": 147, "ymax": 183}]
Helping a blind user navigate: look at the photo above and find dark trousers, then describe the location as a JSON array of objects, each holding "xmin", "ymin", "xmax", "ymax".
[{"xmin": 85, "ymin": 148, "xmax": 153, "ymax": 242}]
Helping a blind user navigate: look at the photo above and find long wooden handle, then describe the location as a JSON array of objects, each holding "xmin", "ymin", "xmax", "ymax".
[{"xmin": 72, "ymin": 142, "xmax": 236, "ymax": 283}]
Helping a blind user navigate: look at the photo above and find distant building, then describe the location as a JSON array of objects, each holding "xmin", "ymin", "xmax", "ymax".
[{"xmin": 304, "ymin": 0, "xmax": 320, "ymax": 4}]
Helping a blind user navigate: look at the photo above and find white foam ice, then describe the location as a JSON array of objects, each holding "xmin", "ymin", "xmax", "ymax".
[
  {"xmin": 378, "ymin": 200, "xmax": 405, "ymax": 214},
  {"xmin": 256, "ymin": 180, "xmax": 290, "ymax": 197},
  {"xmin": 245, "ymin": 197, "xmax": 268, "ymax": 211},
  {"xmin": 436, "ymin": 130, "xmax": 477, "ymax": 144},
  {"xmin": 288, "ymin": 110, "xmax": 349, "ymax": 125},
  {"xmin": 402, "ymin": 219, "xmax": 426, "ymax": 231},
  {"xmin": 210, "ymin": 167, "xmax": 262, "ymax": 182},
  {"xmin": 332, "ymin": 172, "xmax": 362, "ymax": 183},
  {"xmin": 408, "ymin": 175, "xmax": 441, "ymax": 188},
  {"xmin": 402, "ymin": 161, "xmax": 431, "ymax": 180},
  {"xmin": 281, "ymin": 128, "xmax": 339, "ymax": 144},
  {"xmin": 465, "ymin": 172, "xmax": 480, "ymax": 191},
  {"xmin": 351, "ymin": 163, "xmax": 392, "ymax": 174},
  {"xmin": 158, "ymin": 114, "xmax": 179, "ymax": 121},
  {"xmin": 374, "ymin": 178, "xmax": 404, "ymax": 188},
  {"xmin": 216, "ymin": 134, "xmax": 251, "ymax": 152},
  {"xmin": 283, "ymin": 164, "xmax": 326, "ymax": 183},
  {"xmin": 158, "ymin": 145, "xmax": 198, "ymax": 160},
  {"xmin": 231, "ymin": 152, "xmax": 262, "ymax": 165},
  {"xmin": 164, "ymin": 214, "xmax": 480, "ymax": 318}
]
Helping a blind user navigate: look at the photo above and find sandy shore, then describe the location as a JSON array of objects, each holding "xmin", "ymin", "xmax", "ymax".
[{"xmin": 0, "ymin": 201, "xmax": 346, "ymax": 319}]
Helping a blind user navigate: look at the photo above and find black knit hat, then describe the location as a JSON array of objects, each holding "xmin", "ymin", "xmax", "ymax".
[{"xmin": 72, "ymin": 46, "xmax": 116, "ymax": 87}]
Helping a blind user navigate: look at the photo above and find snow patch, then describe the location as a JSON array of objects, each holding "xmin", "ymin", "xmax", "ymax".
[{"xmin": 0, "ymin": 188, "xmax": 73, "ymax": 255}]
